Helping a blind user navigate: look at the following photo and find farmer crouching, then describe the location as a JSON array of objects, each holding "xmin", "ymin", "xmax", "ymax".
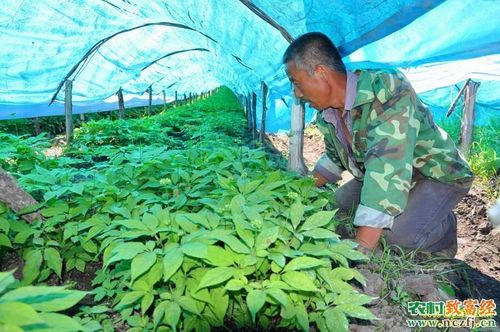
[{"xmin": 283, "ymin": 32, "xmax": 474, "ymax": 257}]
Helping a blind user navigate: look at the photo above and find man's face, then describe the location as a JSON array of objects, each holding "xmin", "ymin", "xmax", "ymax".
[{"xmin": 286, "ymin": 62, "xmax": 331, "ymax": 110}]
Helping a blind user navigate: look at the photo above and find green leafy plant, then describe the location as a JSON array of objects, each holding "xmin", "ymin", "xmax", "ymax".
[
  {"xmin": 0, "ymin": 270, "xmax": 86, "ymax": 331},
  {"xmin": 0, "ymin": 87, "xmax": 379, "ymax": 331}
]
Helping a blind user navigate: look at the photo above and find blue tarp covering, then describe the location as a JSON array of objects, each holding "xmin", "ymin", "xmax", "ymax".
[{"xmin": 0, "ymin": 0, "xmax": 498, "ymax": 131}]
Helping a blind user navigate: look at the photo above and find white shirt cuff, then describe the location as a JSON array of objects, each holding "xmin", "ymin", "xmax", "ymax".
[{"xmin": 353, "ymin": 204, "xmax": 394, "ymax": 229}]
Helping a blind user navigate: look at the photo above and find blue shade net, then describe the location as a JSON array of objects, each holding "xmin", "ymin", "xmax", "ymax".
[{"xmin": 0, "ymin": 0, "xmax": 498, "ymax": 131}]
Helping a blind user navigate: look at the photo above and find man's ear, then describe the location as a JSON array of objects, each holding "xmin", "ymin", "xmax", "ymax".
[{"xmin": 314, "ymin": 64, "xmax": 328, "ymax": 79}]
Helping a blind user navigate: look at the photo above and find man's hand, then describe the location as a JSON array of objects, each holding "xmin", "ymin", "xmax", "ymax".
[
  {"xmin": 355, "ymin": 226, "xmax": 383, "ymax": 251},
  {"xmin": 313, "ymin": 171, "xmax": 329, "ymax": 187}
]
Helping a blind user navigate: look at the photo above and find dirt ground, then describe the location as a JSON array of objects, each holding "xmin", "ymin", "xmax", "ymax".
[{"xmin": 267, "ymin": 126, "xmax": 500, "ymax": 330}]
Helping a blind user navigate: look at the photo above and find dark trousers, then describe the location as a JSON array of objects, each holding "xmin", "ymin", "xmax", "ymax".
[{"xmin": 335, "ymin": 173, "xmax": 471, "ymax": 252}]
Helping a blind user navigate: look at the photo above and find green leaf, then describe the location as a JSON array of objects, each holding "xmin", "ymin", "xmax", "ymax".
[
  {"xmin": 141, "ymin": 293, "xmax": 154, "ymax": 315},
  {"xmin": 224, "ymin": 279, "xmax": 246, "ymax": 291},
  {"xmin": 164, "ymin": 301, "xmax": 181, "ymax": 331},
  {"xmin": 300, "ymin": 211, "xmax": 336, "ymax": 231},
  {"xmin": 196, "ymin": 267, "xmax": 235, "ymax": 290},
  {"xmin": 104, "ymin": 242, "xmax": 146, "ymax": 268},
  {"xmin": 0, "ymin": 234, "xmax": 12, "ymax": 248},
  {"xmin": 153, "ymin": 301, "xmax": 167, "ymax": 329},
  {"xmin": 143, "ymin": 212, "xmax": 159, "ymax": 231},
  {"xmin": 282, "ymin": 271, "xmax": 318, "ymax": 292},
  {"xmin": 115, "ymin": 291, "xmax": 145, "ymax": 310},
  {"xmin": 206, "ymin": 246, "xmax": 233, "ymax": 267},
  {"xmin": 336, "ymin": 303, "xmax": 378, "ymax": 321},
  {"xmin": 246, "ymin": 289, "xmax": 266, "ymax": 323},
  {"xmin": 163, "ymin": 247, "xmax": 184, "ymax": 282},
  {"xmin": 0, "ymin": 271, "xmax": 16, "ymax": 294},
  {"xmin": 38, "ymin": 312, "xmax": 84, "ymax": 331},
  {"xmin": 333, "ymin": 293, "xmax": 376, "ymax": 306},
  {"xmin": 131, "ymin": 252, "xmax": 157, "ymax": 282},
  {"xmin": 324, "ymin": 307, "xmax": 348, "ymax": 332},
  {"xmin": 44, "ymin": 248, "xmax": 62, "ymax": 278},
  {"xmin": 290, "ymin": 200, "xmax": 305, "ymax": 230},
  {"xmin": 266, "ymin": 287, "xmax": 289, "ymax": 307},
  {"xmin": 0, "ymin": 302, "xmax": 42, "ymax": 325},
  {"xmin": 255, "ymin": 226, "xmax": 280, "ymax": 251},
  {"xmin": 302, "ymin": 228, "xmax": 340, "ymax": 240},
  {"xmin": 283, "ymin": 257, "xmax": 327, "ymax": 272},
  {"xmin": 15, "ymin": 203, "xmax": 44, "ymax": 217},
  {"xmin": 295, "ymin": 301, "xmax": 309, "ymax": 332},
  {"xmin": 177, "ymin": 295, "xmax": 201, "ymax": 315},
  {"xmin": 182, "ymin": 242, "xmax": 208, "ymax": 259},
  {"xmin": 0, "ymin": 286, "xmax": 86, "ymax": 312},
  {"xmin": 210, "ymin": 234, "xmax": 250, "ymax": 254},
  {"xmin": 0, "ymin": 217, "xmax": 9, "ymax": 233},
  {"xmin": 209, "ymin": 287, "xmax": 229, "ymax": 325},
  {"xmin": 40, "ymin": 203, "xmax": 69, "ymax": 218},
  {"xmin": 22, "ymin": 249, "xmax": 43, "ymax": 284}
]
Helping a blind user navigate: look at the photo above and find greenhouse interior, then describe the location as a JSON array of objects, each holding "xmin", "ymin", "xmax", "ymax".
[{"xmin": 0, "ymin": 1, "xmax": 498, "ymax": 331}]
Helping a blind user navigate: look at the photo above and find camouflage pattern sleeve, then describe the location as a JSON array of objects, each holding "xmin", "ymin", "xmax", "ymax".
[
  {"xmin": 313, "ymin": 112, "xmax": 346, "ymax": 183},
  {"xmin": 353, "ymin": 72, "xmax": 419, "ymax": 229},
  {"xmin": 314, "ymin": 153, "xmax": 344, "ymax": 183}
]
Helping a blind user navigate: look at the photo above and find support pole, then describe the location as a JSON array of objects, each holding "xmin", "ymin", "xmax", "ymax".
[
  {"xmin": 175, "ymin": 91, "xmax": 178, "ymax": 107},
  {"xmin": 259, "ymin": 82, "xmax": 268, "ymax": 143},
  {"xmin": 245, "ymin": 95, "xmax": 251, "ymax": 129},
  {"xmin": 80, "ymin": 113, "xmax": 85, "ymax": 122},
  {"xmin": 288, "ymin": 99, "xmax": 307, "ymax": 174},
  {"xmin": 65, "ymin": 79, "xmax": 73, "ymax": 144},
  {"xmin": 148, "ymin": 86, "xmax": 153, "ymax": 116},
  {"xmin": 459, "ymin": 80, "xmax": 480, "ymax": 159},
  {"xmin": 117, "ymin": 88, "xmax": 125, "ymax": 119},
  {"xmin": 251, "ymin": 92, "xmax": 257, "ymax": 141},
  {"xmin": 162, "ymin": 90, "xmax": 167, "ymax": 111},
  {"xmin": 33, "ymin": 117, "xmax": 41, "ymax": 136}
]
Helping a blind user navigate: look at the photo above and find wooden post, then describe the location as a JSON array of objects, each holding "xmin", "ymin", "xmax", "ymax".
[
  {"xmin": 459, "ymin": 80, "xmax": 480, "ymax": 159},
  {"xmin": 259, "ymin": 82, "xmax": 268, "ymax": 143},
  {"xmin": 80, "ymin": 113, "xmax": 85, "ymax": 122},
  {"xmin": 148, "ymin": 86, "xmax": 153, "ymax": 116},
  {"xmin": 117, "ymin": 88, "xmax": 125, "ymax": 119},
  {"xmin": 65, "ymin": 79, "xmax": 73, "ymax": 144},
  {"xmin": 251, "ymin": 92, "xmax": 257, "ymax": 141},
  {"xmin": 288, "ymin": 99, "xmax": 307, "ymax": 174},
  {"xmin": 33, "ymin": 117, "xmax": 41, "ymax": 136},
  {"xmin": 162, "ymin": 90, "xmax": 167, "ymax": 111},
  {"xmin": 244, "ymin": 95, "xmax": 251, "ymax": 129}
]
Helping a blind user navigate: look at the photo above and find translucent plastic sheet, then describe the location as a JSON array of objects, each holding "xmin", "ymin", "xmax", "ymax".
[{"xmin": 0, "ymin": 0, "xmax": 498, "ymax": 130}]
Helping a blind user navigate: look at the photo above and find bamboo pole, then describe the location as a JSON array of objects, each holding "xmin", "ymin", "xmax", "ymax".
[
  {"xmin": 117, "ymin": 88, "xmax": 125, "ymax": 119},
  {"xmin": 459, "ymin": 80, "xmax": 480, "ymax": 159},
  {"xmin": 288, "ymin": 99, "xmax": 307, "ymax": 174},
  {"xmin": 65, "ymin": 79, "xmax": 73, "ymax": 144},
  {"xmin": 162, "ymin": 90, "xmax": 167, "ymax": 111},
  {"xmin": 148, "ymin": 86, "xmax": 153, "ymax": 116},
  {"xmin": 259, "ymin": 82, "xmax": 268, "ymax": 143},
  {"xmin": 33, "ymin": 117, "xmax": 41, "ymax": 136},
  {"xmin": 446, "ymin": 79, "xmax": 471, "ymax": 118},
  {"xmin": 251, "ymin": 92, "xmax": 257, "ymax": 141}
]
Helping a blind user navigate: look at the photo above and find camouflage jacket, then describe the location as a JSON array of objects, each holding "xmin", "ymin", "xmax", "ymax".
[{"xmin": 314, "ymin": 69, "xmax": 473, "ymax": 229}]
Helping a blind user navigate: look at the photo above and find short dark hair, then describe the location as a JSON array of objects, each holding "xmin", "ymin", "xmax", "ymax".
[{"xmin": 283, "ymin": 32, "xmax": 346, "ymax": 74}]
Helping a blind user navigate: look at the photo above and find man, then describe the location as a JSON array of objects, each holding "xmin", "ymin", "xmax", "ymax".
[{"xmin": 283, "ymin": 32, "xmax": 473, "ymax": 257}]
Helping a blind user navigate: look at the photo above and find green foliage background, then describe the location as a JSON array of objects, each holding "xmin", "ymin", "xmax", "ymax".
[{"xmin": 0, "ymin": 87, "xmax": 374, "ymax": 332}]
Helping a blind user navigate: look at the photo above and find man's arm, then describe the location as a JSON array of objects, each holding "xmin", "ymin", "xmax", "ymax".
[
  {"xmin": 356, "ymin": 226, "xmax": 383, "ymax": 250},
  {"xmin": 352, "ymin": 71, "xmax": 419, "ymax": 246}
]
